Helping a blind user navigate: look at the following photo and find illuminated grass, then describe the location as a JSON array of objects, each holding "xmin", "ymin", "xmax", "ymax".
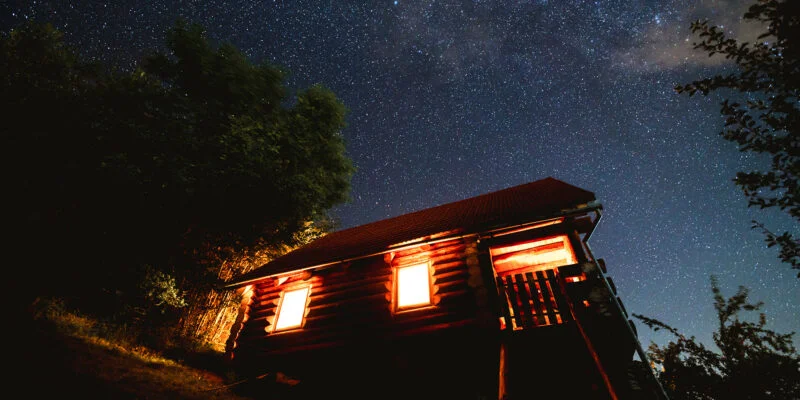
[{"xmin": 26, "ymin": 298, "xmax": 255, "ymax": 400}]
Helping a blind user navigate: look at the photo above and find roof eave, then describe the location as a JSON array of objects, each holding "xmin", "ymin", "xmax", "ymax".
[{"xmin": 219, "ymin": 200, "xmax": 602, "ymax": 290}]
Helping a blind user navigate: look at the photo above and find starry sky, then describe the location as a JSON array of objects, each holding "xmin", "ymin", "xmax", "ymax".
[{"xmin": 3, "ymin": 0, "xmax": 798, "ymax": 351}]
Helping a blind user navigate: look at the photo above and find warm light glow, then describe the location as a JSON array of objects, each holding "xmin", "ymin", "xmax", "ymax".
[
  {"xmin": 274, "ymin": 287, "xmax": 310, "ymax": 331},
  {"xmin": 493, "ymin": 235, "xmax": 577, "ymax": 330},
  {"xmin": 396, "ymin": 263, "xmax": 431, "ymax": 309},
  {"xmin": 490, "ymin": 235, "xmax": 577, "ymax": 275}
]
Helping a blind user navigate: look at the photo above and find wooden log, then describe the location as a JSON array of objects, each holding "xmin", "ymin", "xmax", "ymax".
[
  {"xmin": 307, "ymin": 291, "xmax": 389, "ymax": 315},
  {"xmin": 536, "ymin": 270, "xmax": 557, "ymax": 325},
  {"xmin": 547, "ymin": 269, "xmax": 572, "ymax": 323},
  {"xmin": 387, "ymin": 319, "xmax": 478, "ymax": 338},
  {"xmin": 248, "ymin": 306, "xmax": 278, "ymax": 320},
  {"xmin": 393, "ymin": 238, "xmax": 466, "ymax": 257},
  {"xmin": 514, "ymin": 274, "xmax": 535, "ymax": 328},
  {"xmin": 558, "ymin": 263, "xmax": 583, "ymax": 277},
  {"xmin": 308, "ymin": 271, "xmax": 391, "ymax": 296},
  {"xmin": 432, "ymin": 268, "xmax": 469, "ymax": 283},
  {"xmin": 504, "ymin": 275, "xmax": 522, "ymax": 329},
  {"xmin": 394, "ymin": 244, "xmax": 467, "ymax": 263},
  {"xmin": 433, "ymin": 259, "xmax": 468, "ymax": 274},
  {"xmin": 307, "ymin": 283, "xmax": 386, "ymax": 304},
  {"xmin": 252, "ymin": 293, "xmax": 281, "ymax": 308},
  {"xmin": 434, "ymin": 289, "xmax": 475, "ymax": 311},
  {"xmin": 435, "ymin": 279, "xmax": 469, "ymax": 294},
  {"xmin": 495, "ymin": 277, "xmax": 513, "ymax": 331},
  {"xmin": 525, "ymin": 272, "xmax": 545, "ymax": 326}
]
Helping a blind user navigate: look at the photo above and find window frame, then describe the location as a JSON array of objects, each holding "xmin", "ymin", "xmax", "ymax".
[
  {"xmin": 392, "ymin": 260, "xmax": 434, "ymax": 313},
  {"xmin": 272, "ymin": 285, "xmax": 312, "ymax": 333}
]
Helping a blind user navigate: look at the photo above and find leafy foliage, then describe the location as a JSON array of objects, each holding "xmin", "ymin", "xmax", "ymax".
[
  {"xmin": 3, "ymin": 21, "xmax": 353, "ymax": 329},
  {"xmin": 675, "ymin": 0, "xmax": 800, "ymax": 276},
  {"xmin": 139, "ymin": 265, "xmax": 188, "ymax": 311},
  {"xmin": 634, "ymin": 277, "xmax": 799, "ymax": 399}
]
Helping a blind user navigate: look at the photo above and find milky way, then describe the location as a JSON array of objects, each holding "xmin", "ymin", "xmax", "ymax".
[{"xmin": 3, "ymin": 0, "xmax": 797, "ymax": 350}]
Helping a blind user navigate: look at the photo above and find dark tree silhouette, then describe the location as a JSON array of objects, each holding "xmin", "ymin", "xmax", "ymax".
[
  {"xmin": 675, "ymin": 0, "xmax": 800, "ymax": 276},
  {"xmin": 634, "ymin": 277, "xmax": 799, "ymax": 400},
  {"xmin": 3, "ymin": 21, "xmax": 354, "ymax": 325}
]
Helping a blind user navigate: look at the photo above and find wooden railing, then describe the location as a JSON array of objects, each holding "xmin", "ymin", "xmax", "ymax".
[{"xmin": 496, "ymin": 269, "xmax": 573, "ymax": 330}]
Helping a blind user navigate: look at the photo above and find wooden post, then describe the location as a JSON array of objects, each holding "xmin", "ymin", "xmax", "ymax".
[
  {"xmin": 498, "ymin": 341, "xmax": 508, "ymax": 400},
  {"xmin": 554, "ymin": 272, "xmax": 619, "ymax": 400}
]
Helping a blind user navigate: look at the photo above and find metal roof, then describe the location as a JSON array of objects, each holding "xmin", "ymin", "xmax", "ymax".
[{"xmin": 225, "ymin": 177, "xmax": 595, "ymax": 287}]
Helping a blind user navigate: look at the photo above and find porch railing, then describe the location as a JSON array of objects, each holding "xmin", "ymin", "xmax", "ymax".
[{"xmin": 496, "ymin": 268, "xmax": 574, "ymax": 330}]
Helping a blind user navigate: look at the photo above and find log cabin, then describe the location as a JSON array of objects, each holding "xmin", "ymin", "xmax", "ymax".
[{"xmin": 222, "ymin": 177, "xmax": 662, "ymax": 399}]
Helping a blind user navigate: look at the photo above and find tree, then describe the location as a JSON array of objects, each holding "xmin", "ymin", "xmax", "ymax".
[
  {"xmin": 1, "ymin": 22, "xmax": 100, "ymax": 313},
  {"xmin": 634, "ymin": 277, "xmax": 799, "ymax": 400},
  {"xmin": 3, "ymin": 21, "xmax": 354, "ymax": 328},
  {"xmin": 675, "ymin": 0, "xmax": 800, "ymax": 276}
]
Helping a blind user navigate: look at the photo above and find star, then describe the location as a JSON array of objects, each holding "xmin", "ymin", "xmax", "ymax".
[{"xmin": 2, "ymin": 0, "xmax": 796, "ymax": 352}]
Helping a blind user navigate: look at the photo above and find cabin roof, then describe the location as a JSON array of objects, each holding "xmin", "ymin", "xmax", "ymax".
[{"xmin": 226, "ymin": 177, "xmax": 595, "ymax": 287}]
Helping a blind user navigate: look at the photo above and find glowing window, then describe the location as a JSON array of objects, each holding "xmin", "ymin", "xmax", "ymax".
[
  {"xmin": 274, "ymin": 287, "xmax": 310, "ymax": 332},
  {"xmin": 490, "ymin": 235, "xmax": 577, "ymax": 276},
  {"xmin": 396, "ymin": 263, "xmax": 431, "ymax": 309}
]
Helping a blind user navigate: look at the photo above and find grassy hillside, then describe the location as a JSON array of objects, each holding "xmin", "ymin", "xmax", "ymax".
[{"xmin": 17, "ymin": 299, "xmax": 260, "ymax": 399}]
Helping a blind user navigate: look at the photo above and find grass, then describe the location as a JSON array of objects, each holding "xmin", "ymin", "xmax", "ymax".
[{"xmin": 18, "ymin": 298, "xmax": 258, "ymax": 399}]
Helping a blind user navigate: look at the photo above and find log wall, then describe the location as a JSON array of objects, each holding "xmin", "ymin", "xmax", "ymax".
[
  {"xmin": 225, "ymin": 216, "xmax": 638, "ymax": 399},
  {"xmin": 230, "ymin": 236, "xmax": 492, "ymax": 365}
]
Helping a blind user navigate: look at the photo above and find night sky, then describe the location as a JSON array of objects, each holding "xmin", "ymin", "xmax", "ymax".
[{"xmin": 3, "ymin": 0, "xmax": 798, "ymax": 351}]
